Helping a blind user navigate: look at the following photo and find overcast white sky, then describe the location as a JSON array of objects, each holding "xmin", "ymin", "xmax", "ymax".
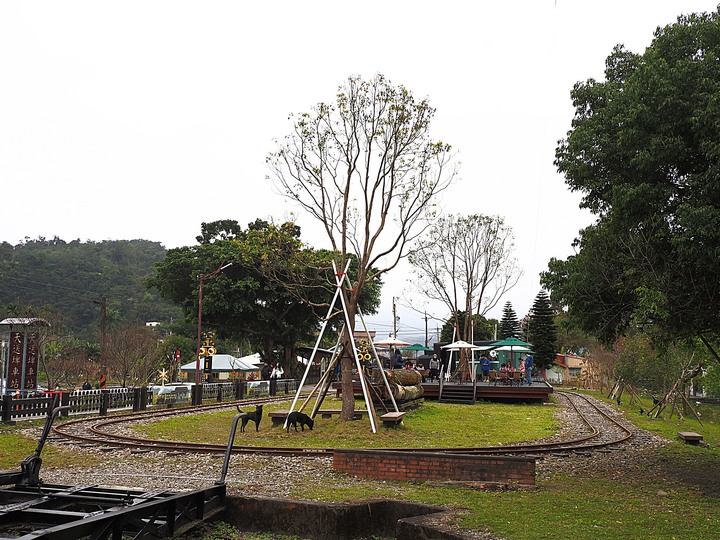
[{"xmin": 1, "ymin": 1, "xmax": 717, "ymax": 344}]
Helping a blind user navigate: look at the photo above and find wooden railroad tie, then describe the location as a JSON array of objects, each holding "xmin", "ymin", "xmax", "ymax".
[{"xmin": 678, "ymin": 431, "xmax": 703, "ymax": 445}]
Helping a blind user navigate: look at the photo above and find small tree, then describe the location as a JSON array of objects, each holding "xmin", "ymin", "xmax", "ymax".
[
  {"xmin": 268, "ymin": 74, "xmax": 457, "ymax": 420},
  {"xmin": 105, "ymin": 323, "xmax": 163, "ymax": 387},
  {"xmin": 499, "ymin": 301, "xmax": 521, "ymax": 339},
  {"xmin": 527, "ymin": 290, "xmax": 558, "ymax": 373},
  {"xmin": 702, "ymin": 364, "xmax": 720, "ymax": 398}
]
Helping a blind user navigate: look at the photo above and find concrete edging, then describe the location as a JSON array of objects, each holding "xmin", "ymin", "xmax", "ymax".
[{"xmin": 221, "ymin": 495, "xmax": 477, "ymax": 539}]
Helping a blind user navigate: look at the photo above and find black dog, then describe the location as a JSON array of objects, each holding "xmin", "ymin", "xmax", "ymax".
[
  {"xmin": 237, "ymin": 405, "xmax": 263, "ymax": 432},
  {"xmin": 286, "ymin": 411, "xmax": 314, "ymax": 432}
]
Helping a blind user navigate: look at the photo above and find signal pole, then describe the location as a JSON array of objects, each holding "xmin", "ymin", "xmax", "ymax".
[{"xmin": 195, "ymin": 262, "xmax": 232, "ymax": 385}]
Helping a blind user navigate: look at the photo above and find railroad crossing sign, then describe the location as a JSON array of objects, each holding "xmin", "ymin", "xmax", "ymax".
[{"xmin": 199, "ymin": 332, "xmax": 216, "ymax": 382}]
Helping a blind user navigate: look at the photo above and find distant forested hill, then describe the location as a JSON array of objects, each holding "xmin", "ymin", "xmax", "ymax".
[{"xmin": 0, "ymin": 237, "xmax": 181, "ymax": 335}]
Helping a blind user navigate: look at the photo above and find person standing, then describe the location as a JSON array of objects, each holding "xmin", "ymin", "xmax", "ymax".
[
  {"xmin": 481, "ymin": 354, "xmax": 491, "ymax": 382},
  {"xmin": 392, "ymin": 349, "xmax": 404, "ymax": 369},
  {"xmin": 524, "ymin": 353, "xmax": 534, "ymax": 385},
  {"xmin": 428, "ymin": 354, "xmax": 440, "ymax": 382}
]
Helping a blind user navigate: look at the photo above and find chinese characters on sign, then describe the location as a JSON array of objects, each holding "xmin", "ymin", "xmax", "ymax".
[
  {"xmin": 6, "ymin": 332, "xmax": 39, "ymax": 391},
  {"xmin": 24, "ymin": 332, "xmax": 39, "ymax": 390},
  {"xmin": 8, "ymin": 331, "xmax": 24, "ymax": 389}
]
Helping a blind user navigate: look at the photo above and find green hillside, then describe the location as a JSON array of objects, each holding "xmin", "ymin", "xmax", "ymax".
[{"xmin": 0, "ymin": 237, "xmax": 181, "ymax": 337}]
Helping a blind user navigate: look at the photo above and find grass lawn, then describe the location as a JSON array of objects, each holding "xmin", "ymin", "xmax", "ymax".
[
  {"xmin": 134, "ymin": 394, "xmax": 720, "ymax": 539},
  {"xmin": 133, "ymin": 398, "xmax": 558, "ymax": 449},
  {"xmin": 0, "ymin": 419, "xmax": 103, "ymax": 471},
  {"xmin": 4, "ymin": 393, "xmax": 719, "ymax": 539}
]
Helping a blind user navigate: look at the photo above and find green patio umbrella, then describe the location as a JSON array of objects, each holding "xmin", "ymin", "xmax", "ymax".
[
  {"xmin": 487, "ymin": 337, "xmax": 533, "ymax": 366},
  {"xmin": 402, "ymin": 343, "xmax": 433, "ymax": 359},
  {"xmin": 402, "ymin": 343, "xmax": 433, "ymax": 352},
  {"xmin": 488, "ymin": 337, "xmax": 532, "ymax": 348}
]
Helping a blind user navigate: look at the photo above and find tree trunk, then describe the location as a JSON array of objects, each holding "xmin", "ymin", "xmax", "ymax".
[
  {"xmin": 340, "ymin": 303, "xmax": 357, "ymax": 421},
  {"xmin": 340, "ymin": 346, "xmax": 356, "ymax": 420}
]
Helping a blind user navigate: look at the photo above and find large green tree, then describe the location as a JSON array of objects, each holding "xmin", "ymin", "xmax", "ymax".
[
  {"xmin": 544, "ymin": 9, "xmax": 720, "ymax": 361},
  {"xmin": 149, "ymin": 220, "xmax": 379, "ymax": 370},
  {"xmin": 268, "ymin": 74, "xmax": 456, "ymax": 420},
  {"xmin": 440, "ymin": 311, "xmax": 494, "ymax": 342}
]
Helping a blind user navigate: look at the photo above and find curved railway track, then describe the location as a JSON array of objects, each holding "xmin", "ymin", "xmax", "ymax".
[{"xmin": 52, "ymin": 391, "xmax": 633, "ymax": 458}]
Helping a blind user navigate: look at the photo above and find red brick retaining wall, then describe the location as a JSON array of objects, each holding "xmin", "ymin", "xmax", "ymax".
[{"xmin": 333, "ymin": 449, "xmax": 535, "ymax": 485}]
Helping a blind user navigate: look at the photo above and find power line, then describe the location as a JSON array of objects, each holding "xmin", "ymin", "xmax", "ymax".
[{"xmin": 0, "ymin": 275, "xmax": 108, "ymax": 297}]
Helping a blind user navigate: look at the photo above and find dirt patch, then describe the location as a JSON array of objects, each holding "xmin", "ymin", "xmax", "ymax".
[{"xmin": 648, "ymin": 443, "xmax": 720, "ymax": 497}]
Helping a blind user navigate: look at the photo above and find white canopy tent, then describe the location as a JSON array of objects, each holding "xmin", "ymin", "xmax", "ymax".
[
  {"xmin": 373, "ymin": 336, "xmax": 411, "ymax": 348},
  {"xmin": 441, "ymin": 340, "xmax": 481, "ymax": 381},
  {"xmin": 181, "ymin": 353, "xmax": 260, "ymax": 378}
]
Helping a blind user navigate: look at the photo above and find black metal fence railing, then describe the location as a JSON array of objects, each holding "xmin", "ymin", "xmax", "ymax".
[
  {"xmin": 67, "ymin": 388, "xmax": 135, "ymax": 414},
  {"xmin": 1, "ymin": 379, "xmax": 301, "ymax": 423},
  {"xmin": 271, "ymin": 378, "xmax": 299, "ymax": 396}
]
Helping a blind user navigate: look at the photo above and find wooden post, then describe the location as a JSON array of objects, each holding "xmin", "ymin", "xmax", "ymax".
[
  {"xmin": 191, "ymin": 384, "xmax": 202, "ymax": 406},
  {"xmin": 1, "ymin": 395, "xmax": 12, "ymax": 423},
  {"xmin": 99, "ymin": 389, "xmax": 109, "ymax": 416}
]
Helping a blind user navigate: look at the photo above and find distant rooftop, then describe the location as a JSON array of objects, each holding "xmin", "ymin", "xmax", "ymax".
[{"xmin": 0, "ymin": 318, "xmax": 51, "ymax": 327}]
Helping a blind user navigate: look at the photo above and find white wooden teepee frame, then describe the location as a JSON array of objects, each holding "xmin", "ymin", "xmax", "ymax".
[{"xmin": 285, "ymin": 260, "xmax": 398, "ymax": 433}]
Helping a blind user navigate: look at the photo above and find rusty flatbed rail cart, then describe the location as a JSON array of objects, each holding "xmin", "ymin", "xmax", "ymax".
[{"xmin": 0, "ymin": 405, "xmax": 226, "ymax": 540}]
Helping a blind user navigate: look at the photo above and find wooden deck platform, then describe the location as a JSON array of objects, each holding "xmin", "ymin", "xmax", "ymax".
[{"xmin": 331, "ymin": 379, "xmax": 553, "ymax": 402}]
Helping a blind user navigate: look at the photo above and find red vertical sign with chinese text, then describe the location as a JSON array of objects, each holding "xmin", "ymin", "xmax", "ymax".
[
  {"xmin": 24, "ymin": 332, "xmax": 39, "ymax": 390},
  {"xmin": 8, "ymin": 332, "xmax": 23, "ymax": 389}
]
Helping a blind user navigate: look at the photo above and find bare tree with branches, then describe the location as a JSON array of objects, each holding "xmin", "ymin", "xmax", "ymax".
[
  {"xmin": 105, "ymin": 323, "xmax": 163, "ymax": 387},
  {"xmin": 268, "ymin": 74, "xmax": 457, "ymax": 420},
  {"xmin": 408, "ymin": 214, "xmax": 521, "ymax": 377}
]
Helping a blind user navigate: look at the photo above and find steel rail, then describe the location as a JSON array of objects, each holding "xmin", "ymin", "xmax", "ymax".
[
  {"xmin": 52, "ymin": 390, "xmax": 632, "ymax": 458},
  {"xmin": 425, "ymin": 391, "xmax": 633, "ymax": 455}
]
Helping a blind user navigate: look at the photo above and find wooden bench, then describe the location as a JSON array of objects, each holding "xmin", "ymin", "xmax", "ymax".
[
  {"xmin": 380, "ymin": 411, "xmax": 406, "ymax": 427},
  {"xmin": 678, "ymin": 431, "xmax": 703, "ymax": 445},
  {"xmin": 268, "ymin": 410, "xmax": 290, "ymax": 426},
  {"xmin": 315, "ymin": 409, "xmax": 370, "ymax": 419}
]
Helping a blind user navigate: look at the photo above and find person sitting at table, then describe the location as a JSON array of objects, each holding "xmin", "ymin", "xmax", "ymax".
[
  {"xmin": 499, "ymin": 363, "xmax": 508, "ymax": 372},
  {"xmin": 517, "ymin": 358, "xmax": 525, "ymax": 373}
]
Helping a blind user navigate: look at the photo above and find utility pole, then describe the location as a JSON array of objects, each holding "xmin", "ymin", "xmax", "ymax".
[
  {"xmin": 424, "ymin": 312, "xmax": 429, "ymax": 347},
  {"xmin": 392, "ymin": 297, "xmax": 397, "ymax": 338},
  {"xmin": 94, "ymin": 296, "xmax": 107, "ymax": 381}
]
